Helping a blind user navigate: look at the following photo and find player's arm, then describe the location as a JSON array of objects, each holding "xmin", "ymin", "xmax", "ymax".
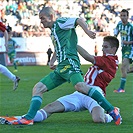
[
  {"xmin": 76, "ymin": 18, "xmax": 96, "ymax": 39},
  {"xmin": 49, "ymin": 51, "xmax": 56, "ymax": 70},
  {"xmin": 77, "ymin": 45, "xmax": 95, "ymax": 64},
  {"xmin": 122, "ymin": 40, "xmax": 133, "ymax": 45},
  {"xmin": 114, "ymin": 27, "xmax": 119, "ymax": 37}
]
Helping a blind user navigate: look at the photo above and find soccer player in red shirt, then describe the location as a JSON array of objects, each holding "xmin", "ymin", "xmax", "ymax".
[{"xmin": 32, "ymin": 36, "xmax": 120, "ymax": 124}]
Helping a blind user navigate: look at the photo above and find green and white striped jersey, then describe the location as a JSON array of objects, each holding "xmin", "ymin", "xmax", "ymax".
[
  {"xmin": 114, "ymin": 21, "xmax": 133, "ymax": 46},
  {"xmin": 7, "ymin": 38, "xmax": 17, "ymax": 54},
  {"xmin": 50, "ymin": 17, "xmax": 80, "ymax": 63}
]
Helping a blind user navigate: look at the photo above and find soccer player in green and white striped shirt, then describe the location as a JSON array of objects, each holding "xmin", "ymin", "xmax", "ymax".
[
  {"xmin": 114, "ymin": 9, "xmax": 133, "ymax": 93},
  {"xmin": 7, "ymin": 27, "xmax": 19, "ymax": 72}
]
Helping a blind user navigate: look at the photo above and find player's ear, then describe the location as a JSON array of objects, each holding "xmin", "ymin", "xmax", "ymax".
[
  {"xmin": 50, "ymin": 14, "xmax": 55, "ymax": 21},
  {"xmin": 112, "ymin": 47, "xmax": 117, "ymax": 54}
]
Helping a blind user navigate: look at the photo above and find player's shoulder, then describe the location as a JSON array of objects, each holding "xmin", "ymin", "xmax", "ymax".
[
  {"xmin": 57, "ymin": 17, "xmax": 69, "ymax": 22},
  {"xmin": 0, "ymin": 21, "xmax": 4, "ymax": 25},
  {"xmin": 56, "ymin": 17, "xmax": 69, "ymax": 27},
  {"xmin": 57, "ymin": 17, "xmax": 77, "ymax": 22},
  {"xmin": 9, "ymin": 38, "xmax": 14, "ymax": 41},
  {"xmin": 0, "ymin": 21, "xmax": 6, "ymax": 29},
  {"xmin": 117, "ymin": 21, "xmax": 122, "ymax": 25},
  {"xmin": 115, "ymin": 21, "xmax": 122, "ymax": 28},
  {"xmin": 10, "ymin": 38, "xmax": 16, "ymax": 43},
  {"xmin": 103, "ymin": 54, "xmax": 118, "ymax": 60},
  {"xmin": 128, "ymin": 22, "xmax": 133, "ymax": 27}
]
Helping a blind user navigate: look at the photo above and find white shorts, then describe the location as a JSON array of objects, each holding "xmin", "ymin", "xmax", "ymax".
[{"xmin": 57, "ymin": 86, "xmax": 104, "ymax": 113}]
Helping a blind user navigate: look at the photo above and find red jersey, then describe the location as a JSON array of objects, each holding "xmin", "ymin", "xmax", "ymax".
[
  {"xmin": 84, "ymin": 54, "xmax": 119, "ymax": 94},
  {"xmin": 0, "ymin": 22, "xmax": 6, "ymax": 32}
]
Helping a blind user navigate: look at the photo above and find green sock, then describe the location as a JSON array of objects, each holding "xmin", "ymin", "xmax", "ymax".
[
  {"xmin": 119, "ymin": 78, "xmax": 126, "ymax": 90},
  {"xmin": 25, "ymin": 96, "xmax": 42, "ymax": 120},
  {"xmin": 88, "ymin": 88, "xmax": 114, "ymax": 113},
  {"xmin": 13, "ymin": 61, "xmax": 17, "ymax": 70}
]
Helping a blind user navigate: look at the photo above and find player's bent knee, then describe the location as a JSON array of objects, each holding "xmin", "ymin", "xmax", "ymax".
[
  {"xmin": 75, "ymin": 82, "xmax": 89, "ymax": 95},
  {"xmin": 33, "ymin": 82, "xmax": 48, "ymax": 96}
]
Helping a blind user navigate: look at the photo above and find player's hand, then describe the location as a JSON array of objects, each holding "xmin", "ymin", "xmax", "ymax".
[{"xmin": 87, "ymin": 31, "xmax": 96, "ymax": 39}]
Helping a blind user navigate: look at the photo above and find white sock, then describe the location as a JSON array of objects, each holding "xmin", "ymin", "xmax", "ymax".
[
  {"xmin": 33, "ymin": 109, "xmax": 47, "ymax": 122},
  {"xmin": 0, "ymin": 64, "xmax": 16, "ymax": 81},
  {"xmin": 105, "ymin": 114, "xmax": 113, "ymax": 123}
]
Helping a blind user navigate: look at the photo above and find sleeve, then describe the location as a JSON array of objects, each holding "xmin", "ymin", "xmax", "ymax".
[
  {"xmin": 114, "ymin": 21, "xmax": 121, "ymax": 37},
  {"xmin": 0, "ymin": 22, "xmax": 6, "ymax": 32},
  {"xmin": 114, "ymin": 26, "xmax": 119, "ymax": 37}
]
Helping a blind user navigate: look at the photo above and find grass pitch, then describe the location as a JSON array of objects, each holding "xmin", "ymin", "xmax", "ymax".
[{"xmin": 0, "ymin": 65, "xmax": 132, "ymax": 133}]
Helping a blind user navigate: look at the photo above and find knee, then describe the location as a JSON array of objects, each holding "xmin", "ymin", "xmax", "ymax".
[
  {"xmin": 121, "ymin": 65, "xmax": 125, "ymax": 71},
  {"xmin": 75, "ymin": 82, "xmax": 89, "ymax": 95},
  {"xmin": 75, "ymin": 82, "xmax": 82, "ymax": 91},
  {"xmin": 33, "ymin": 82, "xmax": 47, "ymax": 96}
]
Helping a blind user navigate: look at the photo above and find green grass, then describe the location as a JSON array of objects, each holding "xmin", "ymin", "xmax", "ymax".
[{"xmin": 0, "ymin": 65, "xmax": 133, "ymax": 133}]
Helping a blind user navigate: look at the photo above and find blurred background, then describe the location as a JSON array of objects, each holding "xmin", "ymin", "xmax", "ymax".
[{"xmin": 0, "ymin": 0, "xmax": 133, "ymax": 65}]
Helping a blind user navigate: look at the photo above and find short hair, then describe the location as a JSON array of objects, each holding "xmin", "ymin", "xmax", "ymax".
[
  {"xmin": 39, "ymin": 6, "xmax": 55, "ymax": 17},
  {"xmin": 121, "ymin": 9, "xmax": 129, "ymax": 16},
  {"xmin": 103, "ymin": 36, "xmax": 119, "ymax": 52}
]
